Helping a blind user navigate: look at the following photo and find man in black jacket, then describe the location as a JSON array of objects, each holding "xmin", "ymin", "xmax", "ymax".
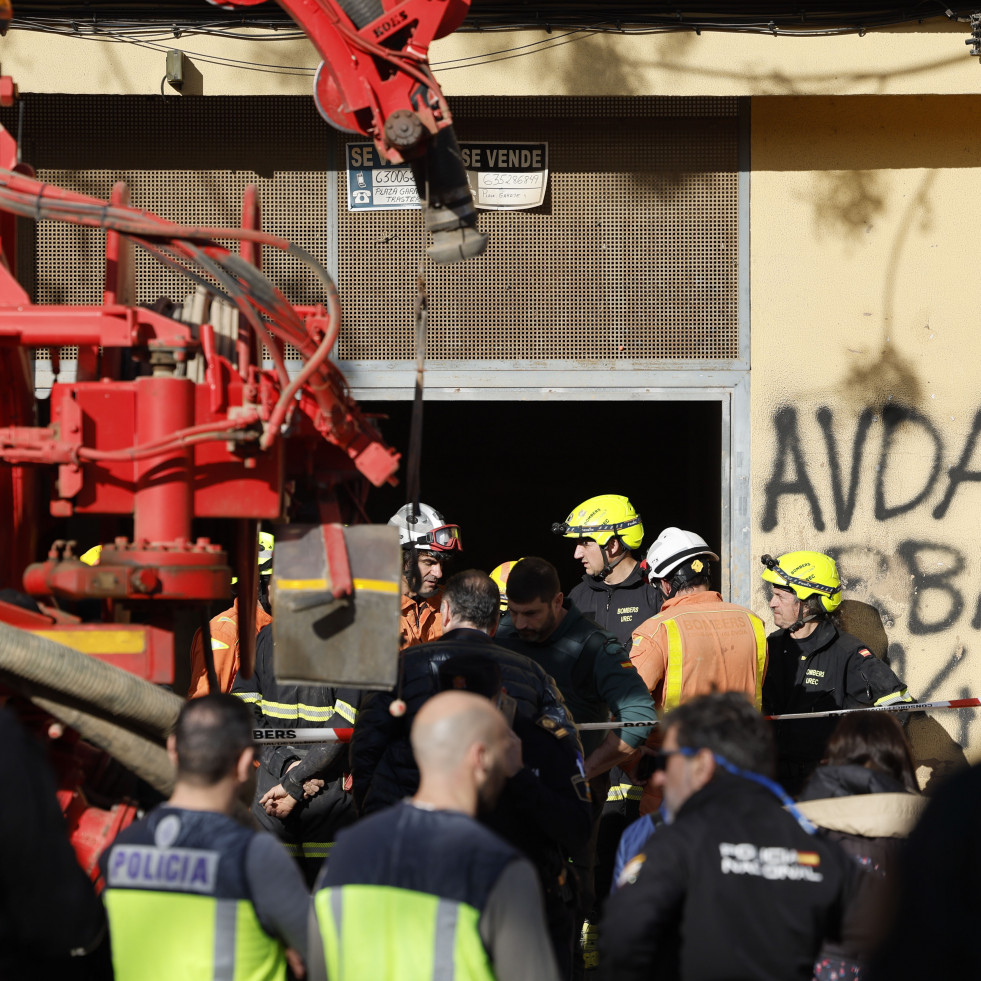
[
  {"xmin": 600, "ymin": 692, "xmax": 858, "ymax": 981},
  {"xmin": 350, "ymin": 568, "xmax": 575, "ymax": 817},
  {"xmin": 553, "ymin": 493, "xmax": 662, "ymax": 645},
  {"xmin": 761, "ymin": 551, "xmax": 913, "ymax": 794}
]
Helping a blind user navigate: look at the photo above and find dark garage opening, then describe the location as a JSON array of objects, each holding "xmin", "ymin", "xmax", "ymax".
[{"xmin": 359, "ymin": 398, "xmax": 724, "ymax": 596}]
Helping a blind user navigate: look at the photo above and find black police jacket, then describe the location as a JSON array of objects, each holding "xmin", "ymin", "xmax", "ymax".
[
  {"xmin": 567, "ymin": 563, "xmax": 663, "ymax": 646},
  {"xmin": 350, "ymin": 627, "xmax": 576, "ymax": 816},
  {"xmin": 600, "ymin": 771, "xmax": 858, "ymax": 981}
]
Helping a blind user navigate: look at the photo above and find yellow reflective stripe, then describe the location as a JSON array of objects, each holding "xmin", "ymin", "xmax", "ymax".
[
  {"xmin": 301, "ymin": 842, "xmax": 335, "ymax": 859},
  {"xmin": 217, "ymin": 617, "xmax": 236, "ymax": 625},
  {"xmin": 211, "ymin": 638, "xmax": 230, "ymax": 650},
  {"xmin": 234, "ymin": 691, "xmax": 261, "ymax": 704},
  {"xmin": 334, "ymin": 699, "xmax": 357, "ymax": 724},
  {"xmin": 875, "ymin": 689, "xmax": 913, "ymax": 706},
  {"xmin": 751, "ymin": 614, "xmax": 767, "ymax": 711},
  {"xmin": 282, "ymin": 843, "xmax": 303, "ymax": 856},
  {"xmin": 277, "ymin": 579, "xmax": 328, "ymax": 590},
  {"xmin": 663, "ymin": 619, "xmax": 684, "ymax": 711},
  {"xmin": 258, "ymin": 701, "xmax": 338, "ymax": 722},
  {"xmin": 31, "ymin": 629, "xmax": 146, "ymax": 655},
  {"xmin": 353, "ymin": 577, "xmax": 399, "ymax": 595},
  {"xmin": 606, "ymin": 783, "xmax": 643, "ymax": 803}
]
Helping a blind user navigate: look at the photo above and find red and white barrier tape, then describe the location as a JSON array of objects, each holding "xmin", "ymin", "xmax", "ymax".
[
  {"xmin": 577, "ymin": 697, "xmax": 981, "ymax": 730},
  {"xmin": 253, "ymin": 727, "xmax": 353, "ymax": 745},
  {"xmin": 251, "ymin": 699, "xmax": 981, "ymax": 743}
]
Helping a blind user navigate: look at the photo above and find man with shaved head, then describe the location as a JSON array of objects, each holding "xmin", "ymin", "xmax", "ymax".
[{"xmin": 308, "ymin": 691, "xmax": 560, "ymax": 981}]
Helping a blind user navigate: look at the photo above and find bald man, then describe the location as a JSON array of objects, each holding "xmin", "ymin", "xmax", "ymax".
[{"xmin": 308, "ymin": 691, "xmax": 560, "ymax": 981}]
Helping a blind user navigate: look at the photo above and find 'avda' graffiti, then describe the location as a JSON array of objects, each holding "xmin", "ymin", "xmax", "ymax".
[{"xmin": 762, "ymin": 403, "xmax": 981, "ymax": 532}]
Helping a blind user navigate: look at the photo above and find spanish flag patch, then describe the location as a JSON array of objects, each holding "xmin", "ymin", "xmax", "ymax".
[{"xmin": 797, "ymin": 851, "xmax": 821, "ymax": 867}]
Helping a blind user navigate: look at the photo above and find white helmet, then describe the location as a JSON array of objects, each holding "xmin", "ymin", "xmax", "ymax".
[
  {"xmin": 388, "ymin": 503, "xmax": 462, "ymax": 552},
  {"xmin": 645, "ymin": 527, "xmax": 719, "ymax": 583}
]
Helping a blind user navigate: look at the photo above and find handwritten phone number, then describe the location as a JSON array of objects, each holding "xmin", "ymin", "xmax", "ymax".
[{"xmin": 372, "ymin": 168, "xmax": 415, "ymax": 186}]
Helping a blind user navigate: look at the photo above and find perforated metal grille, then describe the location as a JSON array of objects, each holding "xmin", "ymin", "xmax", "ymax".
[
  {"xmin": 2, "ymin": 95, "xmax": 740, "ymax": 365},
  {"xmin": 337, "ymin": 97, "xmax": 740, "ymax": 361},
  {"xmin": 0, "ymin": 95, "xmax": 333, "ymax": 363}
]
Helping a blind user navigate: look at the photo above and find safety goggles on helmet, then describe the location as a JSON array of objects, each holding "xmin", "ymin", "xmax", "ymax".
[{"xmin": 412, "ymin": 523, "xmax": 463, "ymax": 552}]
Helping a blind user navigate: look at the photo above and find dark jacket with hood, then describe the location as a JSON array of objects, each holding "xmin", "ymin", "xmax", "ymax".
[
  {"xmin": 567, "ymin": 562, "xmax": 662, "ymax": 646},
  {"xmin": 350, "ymin": 627, "xmax": 575, "ymax": 816},
  {"xmin": 797, "ymin": 764, "xmax": 926, "ymax": 974}
]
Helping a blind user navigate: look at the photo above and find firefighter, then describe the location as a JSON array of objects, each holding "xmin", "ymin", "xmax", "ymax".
[
  {"xmin": 631, "ymin": 527, "xmax": 767, "ymax": 715},
  {"xmin": 233, "ymin": 621, "xmax": 364, "ymax": 886},
  {"xmin": 627, "ymin": 527, "xmax": 768, "ymax": 816},
  {"xmin": 389, "ymin": 502, "xmax": 463, "ymax": 649},
  {"xmin": 761, "ymin": 550, "xmax": 914, "ymax": 795},
  {"xmin": 99, "ymin": 695, "xmax": 309, "ymax": 981},
  {"xmin": 187, "ymin": 531, "xmax": 274, "ymax": 697},
  {"xmin": 553, "ymin": 494, "xmax": 662, "ymax": 645},
  {"xmin": 309, "ymin": 690, "xmax": 561, "ymax": 981}
]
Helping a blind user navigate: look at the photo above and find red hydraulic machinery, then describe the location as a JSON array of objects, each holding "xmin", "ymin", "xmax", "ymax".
[{"xmin": 0, "ymin": 0, "xmax": 485, "ymax": 880}]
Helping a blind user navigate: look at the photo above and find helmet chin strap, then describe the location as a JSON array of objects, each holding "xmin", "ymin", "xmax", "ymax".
[
  {"xmin": 598, "ymin": 539, "xmax": 627, "ymax": 581},
  {"xmin": 788, "ymin": 600, "xmax": 820, "ymax": 634}
]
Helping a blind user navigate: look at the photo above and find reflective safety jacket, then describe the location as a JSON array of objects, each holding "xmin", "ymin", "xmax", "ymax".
[
  {"xmin": 400, "ymin": 593, "xmax": 443, "ymax": 650},
  {"xmin": 233, "ymin": 624, "xmax": 362, "ymax": 874},
  {"xmin": 310, "ymin": 802, "xmax": 559, "ymax": 981},
  {"xmin": 629, "ymin": 591, "xmax": 768, "ymax": 711},
  {"xmin": 100, "ymin": 806, "xmax": 308, "ymax": 981},
  {"xmin": 187, "ymin": 599, "xmax": 273, "ymax": 697},
  {"xmin": 763, "ymin": 620, "xmax": 914, "ymax": 768}
]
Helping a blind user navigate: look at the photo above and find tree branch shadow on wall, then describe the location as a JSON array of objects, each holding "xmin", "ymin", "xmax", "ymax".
[
  {"xmin": 839, "ymin": 598, "xmax": 968, "ymax": 793},
  {"xmin": 808, "ymin": 170, "xmax": 886, "ymax": 242}
]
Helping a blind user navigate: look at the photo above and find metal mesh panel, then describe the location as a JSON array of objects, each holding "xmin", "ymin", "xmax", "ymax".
[
  {"xmin": 0, "ymin": 95, "xmax": 333, "ymax": 363},
  {"xmin": 2, "ymin": 95, "xmax": 739, "ymax": 365},
  {"xmin": 337, "ymin": 97, "xmax": 740, "ymax": 361}
]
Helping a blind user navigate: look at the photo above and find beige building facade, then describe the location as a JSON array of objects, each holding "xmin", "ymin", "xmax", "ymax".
[{"xmin": 3, "ymin": 15, "xmax": 981, "ymax": 779}]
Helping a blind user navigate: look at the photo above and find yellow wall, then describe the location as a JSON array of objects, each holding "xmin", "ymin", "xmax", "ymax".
[
  {"xmin": 0, "ymin": 19, "xmax": 979, "ymax": 98},
  {"xmin": 752, "ymin": 94, "xmax": 981, "ymax": 780}
]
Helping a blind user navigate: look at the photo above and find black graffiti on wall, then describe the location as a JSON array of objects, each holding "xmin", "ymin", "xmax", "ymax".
[
  {"xmin": 762, "ymin": 405, "xmax": 981, "ymax": 637},
  {"xmin": 760, "ymin": 404, "xmax": 977, "ymax": 532},
  {"xmin": 825, "ymin": 542, "xmax": 965, "ymax": 636}
]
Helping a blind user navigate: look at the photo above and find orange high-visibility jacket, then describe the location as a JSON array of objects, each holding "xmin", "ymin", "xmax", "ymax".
[
  {"xmin": 187, "ymin": 599, "xmax": 273, "ymax": 697},
  {"xmin": 399, "ymin": 593, "xmax": 443, "ymax": 650},
  {"xmin": 629, "ymin": 591, "xmax": 768, "ymax": 712}
]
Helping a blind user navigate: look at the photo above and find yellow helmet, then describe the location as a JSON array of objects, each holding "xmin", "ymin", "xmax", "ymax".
[
  {"xmin": 79, "ymin": 544, "xmax": 102, "ymax": 566},
  {"xmin": 761, "ymin": 551, "xmax": 842, "ymax": 614},
  {"xmin": 232, "ymin": 531, "xmax": 275, "ymax": 585},
  {"xmin": 552, "ymin": 494, "xmax": 644, "ymax": 550},
  {"xmin": 489, "ymin": 558, "xmax": 524, "ymax": 613}
]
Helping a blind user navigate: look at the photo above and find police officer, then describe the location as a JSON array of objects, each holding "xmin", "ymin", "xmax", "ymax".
[
  {"xmin": 100, "ymin": 695, "xmax": 309, "ymax": 981},
  {"xmin": 350, "ymin": 569, "xmax": 574, "ymax": 818},
  {"xmin": 436, "ymin": 654, "xmax": 592, "ymax": 979},
  {"xmin": 310, "ymin": 691, "xmax": 561, "ymax": 981},
  {"xmin": 761, "ymin": 550, "xmax": 914, "ymax": 795},
  {"xmin": 553, "ymin": 494, "xmax": 662, "ymax": 645}
]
